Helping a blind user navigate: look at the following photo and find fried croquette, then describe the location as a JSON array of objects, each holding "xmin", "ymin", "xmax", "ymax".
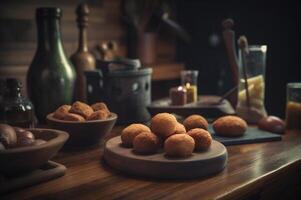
[
  {"xmin": 63, "ymin": 113, "xmax": 85, "ymax": 122},
  {"xmin": 183, "ymin": 114, "xmax": 208, "ymax": 131},
  {"xmin": 87, "ymin": 110, "xmax": 109, "ymax": 121},
  {"xmin": 133, "ymin": 132, "xmax": 160, "ymax": 154},
  {"xmin": 70, "ymin": 101, "xmax": 94, "ymax": 119},
  {"xmin": 187, "ymin": 128, "xmax": 212, "ymax": 151},
  {"xmin": 151, "ymin": 113, "xmax": 178, "ymax": 139},
  {"xmin": 121, "ymin": 124, "xmax": 151, "ymax": 147},
  {"xmin": 213, "ymin": 115, "xmax": 247, "ymax": 137},
  {"xmin": 91, "ymin": 102, "xmax": 110, "ymax": 115},
  {"xmin": 164, "ymin": 134, "xmax": 195, "ymax": 158},
  {"xmin": 53, "ymin": 105, "xmax": 71, "ymax": 120},
  {"xmin": 174, "ymin": 123, "xmax": 186, "ymax": 135}
]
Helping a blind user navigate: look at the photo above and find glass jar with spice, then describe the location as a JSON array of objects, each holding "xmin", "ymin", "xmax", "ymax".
[{"xmin": 0, "ymin": 78, "xmax": 36, "ymax": 128}]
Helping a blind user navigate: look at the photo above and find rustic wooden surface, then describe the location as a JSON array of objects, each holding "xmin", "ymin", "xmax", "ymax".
[
  {"xmin": 1, "ymin": 127, "xmax": 301, "ymax": 200},
  {"xmin": 1, "ymin": 161, "xmax": 66, "ymax": 194}
]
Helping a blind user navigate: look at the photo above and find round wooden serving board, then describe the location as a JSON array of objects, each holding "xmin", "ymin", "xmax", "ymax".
[{"xmin": 103, "ymin": 136, "xmax": 228, "ymax": 179}]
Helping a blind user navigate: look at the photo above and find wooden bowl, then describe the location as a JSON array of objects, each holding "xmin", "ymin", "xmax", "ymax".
[
  {"xmin": 46, "ymin": 113, "xmax": 117, "ymax": 149},
  {"xmin": 0, "ymin": 128, "xmax": 69, "ymax": 174}
]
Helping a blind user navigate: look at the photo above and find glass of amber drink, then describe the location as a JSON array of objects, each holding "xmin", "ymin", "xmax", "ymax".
[{"xmin": 286, "ymin": 83, "xmax": 301, "ymax": 130}]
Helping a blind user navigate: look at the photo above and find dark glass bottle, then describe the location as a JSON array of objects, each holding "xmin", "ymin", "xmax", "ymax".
[
  {"xmin": 27, "ymin": 7, "xmax": 76, "ymax": 122},
  {"xmin": 0, "ymin": 78, "xmax": 35, "ymax": 128}
]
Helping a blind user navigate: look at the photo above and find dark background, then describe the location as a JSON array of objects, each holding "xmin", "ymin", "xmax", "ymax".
[{"xmin": 175, "ymin": 0, "xmax": 301, "ymax": 118}]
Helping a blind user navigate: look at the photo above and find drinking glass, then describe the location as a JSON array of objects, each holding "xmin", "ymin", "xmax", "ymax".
[
  {"xmin": 236, "ymin": 45, "xmax": 268, "ymax": 124},
  {"xmin": 286, "ymin": 83, "xmax": 301, "ymax": 130}
]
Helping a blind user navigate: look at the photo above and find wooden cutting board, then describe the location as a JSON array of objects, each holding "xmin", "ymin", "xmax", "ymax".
[
  {"xmin": 209, "ymin": 126, "xmax": 282, "ymax": 146},
  {"xmin": 103, "ymin": 136, "xmax": 228, "ymax": 179},
  {"xmin": 0, "ymin": 161, "xmax": 66, "ymax": 194}
]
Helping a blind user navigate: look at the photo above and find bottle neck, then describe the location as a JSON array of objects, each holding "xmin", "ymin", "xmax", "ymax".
[
  {"xmin": 78, "ymin": 26, "xmax": 88, "ymax": 52},
  {"xmin": 36, "ymin": 17, "xmax": 63, "ymax": 52}
]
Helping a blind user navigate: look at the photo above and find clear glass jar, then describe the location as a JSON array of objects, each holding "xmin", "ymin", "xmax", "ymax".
[{"xmin": 236, "ymin": 45, "xmax": 268, "ymax": 124}]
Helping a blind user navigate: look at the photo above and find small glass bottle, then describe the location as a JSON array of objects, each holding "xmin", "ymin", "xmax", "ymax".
[{"xmin": 0, "ymin": 78, "xmax": 35, "ymax": 128}]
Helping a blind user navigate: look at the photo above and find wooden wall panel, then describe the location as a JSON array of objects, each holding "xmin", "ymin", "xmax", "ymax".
[
  {"xmin": 0, "ymin": 0, "xmax": 126, "ymax": 96},
  {"xmin": 0, "ymin": 5, "xmax": 120, "ymax": 67},
  {"xmin": 0, "ymin": 0, "xmax": 125, "ymax": 96},
  {"xmin": 0, "ymin": 0, "xmax": 180, "ymax": 98}
]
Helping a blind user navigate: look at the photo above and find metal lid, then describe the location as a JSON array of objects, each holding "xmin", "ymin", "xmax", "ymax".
[{"xmin": 107, "ymin": 68, "xmax": 152, "ymax": 77}]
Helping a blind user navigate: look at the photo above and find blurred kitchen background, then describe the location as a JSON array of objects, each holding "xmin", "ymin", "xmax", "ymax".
[{"xmin": 0, "ymin": 0, "xmax": 300, "ymax": 118}]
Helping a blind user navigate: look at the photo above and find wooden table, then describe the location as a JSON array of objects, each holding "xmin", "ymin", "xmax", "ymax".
[{"xmin": 2, "ymin": 128, "xmax": 301, "ymax": 200}]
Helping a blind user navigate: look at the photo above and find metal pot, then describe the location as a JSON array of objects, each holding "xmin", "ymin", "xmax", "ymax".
[{"xmin": 85, "ymin": 59, "xmax": 152, "ymax": 124}]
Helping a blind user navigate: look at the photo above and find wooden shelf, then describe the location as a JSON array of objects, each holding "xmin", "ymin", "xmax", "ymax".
[{"xmin": 147, "ymin": 62, "xmax": 185, "ymax": 81}]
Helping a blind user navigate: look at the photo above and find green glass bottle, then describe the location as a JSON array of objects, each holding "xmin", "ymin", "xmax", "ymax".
[{"xmin": 27, "ymin": 7, "xmax": 76, "ymax": 123}]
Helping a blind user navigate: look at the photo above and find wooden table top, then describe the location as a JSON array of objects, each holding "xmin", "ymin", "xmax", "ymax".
[{"xmin": 2, "ymin": 127, "xmax": 301, "ymax": 200}]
